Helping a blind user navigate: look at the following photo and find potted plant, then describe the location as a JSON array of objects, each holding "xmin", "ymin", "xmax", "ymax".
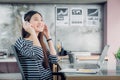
[
  {"xmin": 115, "ymin": 48, "xmax": 120, "ymax": 70},
  {"xmin": 115, "ymin": 48, "xmax": 120, "ymax": 59}
]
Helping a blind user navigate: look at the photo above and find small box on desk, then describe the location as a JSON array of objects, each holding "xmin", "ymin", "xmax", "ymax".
[{"xmin": 0, "ymin": 49, "xmax": 8, "ymax": 59}]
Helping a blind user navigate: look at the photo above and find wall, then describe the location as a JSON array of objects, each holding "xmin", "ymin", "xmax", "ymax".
[
  {"xmin": 0, "ymin": 0, "xmax": 107, "ymax": 4},
  {"xmin": 0, "ymin": 4, "xmax": 55, "ymax": 55},
  {"xmin": 0, "ymin": 4, "xmax": 104, "ymax": 55},
  {"xmin": 56, "ymin": 5, "xmax": 103, "ymax": 53},
  {"xmin": 107, "ymin": 0, "xmax": 120, "ymax": 55},
  {"xmin": 107, "ymin": 0, "xmax": 120, "ymax": 69}
]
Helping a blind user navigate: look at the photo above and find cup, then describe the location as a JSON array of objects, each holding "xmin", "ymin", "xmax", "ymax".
[
  {"xmin": 69, "ymin": 52, "xmax": 80, "ymax": 68},
  {"xmin": 68, "ymin": 52, "xmax": 74, "ymax": 64}
]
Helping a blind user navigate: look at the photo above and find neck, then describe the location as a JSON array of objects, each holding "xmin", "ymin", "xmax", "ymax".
[
  {"xmin": 25, "ymin": 31, "xmax": 39, "ymax": 40},
  {"xmin": 36, "ymin": 31, "xmax": 40, "ymax": 36}
]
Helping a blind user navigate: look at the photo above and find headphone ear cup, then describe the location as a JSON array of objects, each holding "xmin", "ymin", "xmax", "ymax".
[{"xmin": 22, "ymin": 15, "xmax": 24, "ymax": 23}]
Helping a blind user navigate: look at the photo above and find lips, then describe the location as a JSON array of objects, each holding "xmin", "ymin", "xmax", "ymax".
[{"xmin": 36, "ymin": 26, "xmax": 43, "ymax": 32}]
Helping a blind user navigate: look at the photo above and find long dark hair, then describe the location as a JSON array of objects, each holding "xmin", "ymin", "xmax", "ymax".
[{"xmin": 22, "ymin": 10, "xmax": 49, "ymax": 68}]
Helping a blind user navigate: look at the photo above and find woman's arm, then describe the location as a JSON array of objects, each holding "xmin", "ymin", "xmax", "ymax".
[
  {"xmin": 43, "ymin": 24, "xmax": 57, "ymax": 55},
  {"xmin": 15, "ymin": 37, "xmax": 44, "ymax": 60},
  {"xmin": 30, "ymin": 33, "xmax": 41, "ymax": 47},
  {"xmin": 47, "ymin": 38, "xmax": 57, "ymax": 55},
  {"xmin": 23, "ymin": 21, "xmax": 41, "ymax": 47}
]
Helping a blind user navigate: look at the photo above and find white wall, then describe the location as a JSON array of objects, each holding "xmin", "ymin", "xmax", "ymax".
[
  {"xmin": 107, "ymin": 0, "xmax": 120, "ymax": 69},
  {"xmin": 107, "ymin": 0, "xmax": 120, "ymax": 55}
]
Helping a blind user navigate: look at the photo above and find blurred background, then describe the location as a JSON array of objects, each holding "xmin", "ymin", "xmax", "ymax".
[{"xmin": 0, "ymin": 3, "xmax": 104, "ymax": 56}]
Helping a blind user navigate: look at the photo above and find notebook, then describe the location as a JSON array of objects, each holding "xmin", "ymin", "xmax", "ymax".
[{"xmin": 59, "ymin": 45, "xmax": 109, "ymax": 73}]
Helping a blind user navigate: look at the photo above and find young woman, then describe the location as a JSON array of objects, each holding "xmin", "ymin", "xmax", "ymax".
[{"xmin": 15, "ymin": 10, "xmax": 58, "ymax": 80}]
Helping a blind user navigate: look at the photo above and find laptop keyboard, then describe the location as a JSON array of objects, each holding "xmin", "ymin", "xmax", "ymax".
[{"xmin": 76, "ymin": 63, "xmax": 99, "ymax": 69}]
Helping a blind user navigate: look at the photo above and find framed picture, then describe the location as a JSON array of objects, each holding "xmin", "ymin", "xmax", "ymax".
[{"xmin": 55, "ymin": 7, "xmax": 69, "ymax": 26}]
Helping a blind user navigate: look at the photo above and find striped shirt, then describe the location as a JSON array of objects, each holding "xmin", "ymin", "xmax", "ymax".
[{"xmin": 15, "ymin": 37, "xmax": 58, "ymax": 80}]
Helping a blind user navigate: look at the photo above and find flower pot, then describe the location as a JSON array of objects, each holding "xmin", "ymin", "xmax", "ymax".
[{"xmin": 116, "ymin": 59, "xmax": 120, "ymax": 71}]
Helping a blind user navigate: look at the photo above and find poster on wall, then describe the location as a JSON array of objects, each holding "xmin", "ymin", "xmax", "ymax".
[
  {"xmin": 70, "ymin": 8, "xmax": 83, "ymax": 26},
  {"xmin": 56, "ymin": 7, "xmax": 69, "ymax": 26},
  {"xmin": 86, "ymin": 9, "xmax": 100, "ymax": 26}
]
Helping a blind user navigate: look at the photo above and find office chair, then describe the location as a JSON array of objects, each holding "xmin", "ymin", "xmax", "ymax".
[
  {"xmin": 11, "ymin": 45, "xmax": 65, "ymax": 80},
  {"xmin": 11, "ymin": 45, "xmax": 26, "ymax": 80}
]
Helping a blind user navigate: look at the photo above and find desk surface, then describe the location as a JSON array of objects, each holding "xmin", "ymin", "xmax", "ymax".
[
  {"xmin": 0, "ymin": 73, "xmax": 21, "ymax": 79},
  {"xmin": 0, "ymin": 56, "xmax": 16, "ymax": 62},
  {"xmin": 58, "ymin": 56, "xmax": 120, "ymax": 80},
  {"xmin": 58, "ymin": 55, "xmax": 108, "ymax": 60}
]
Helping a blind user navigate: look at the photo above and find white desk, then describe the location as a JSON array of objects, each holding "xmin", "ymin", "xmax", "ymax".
[
  {"xmin": 0, "ymin": 56, "xmax": 19, "ymax": 73},
  {"xmin": 0, "ymin": 57, "xmax": 21, "ymax": 79},
  {"xmin": 0, "ymin": 73, "xmax": 22, "ymax": 80},
  {"xmin": 0, "ymin": 57, "xmax": 16, "ymax": 62},
  {"xmin": 58, "ymin": 56, "xmax": 120, "ymax": 80}
]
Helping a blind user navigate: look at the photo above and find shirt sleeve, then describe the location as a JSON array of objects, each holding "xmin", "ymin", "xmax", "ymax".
[
  {"xmin": 47, "ymin": 49, "xmax": 58, "ymax": 64},
  {"xmin": 49, "ymin": 54, "xmax": 58, "ymax": 64},
  {"xmin": 15, "ymin": 37, "xmax": 44, "ymax": 60}
]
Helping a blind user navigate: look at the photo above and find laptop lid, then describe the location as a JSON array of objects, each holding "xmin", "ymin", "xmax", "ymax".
[
  {"xmin": 75, "ymin": 45, "xmax": 109, "ymax": 70},
  {"xmin": 59, "ymin": 45, "xmax": 110, "ymax": 74},
  {"xmin": 98, "ymin": 45, "xmax": 109, "ymax": 65}
]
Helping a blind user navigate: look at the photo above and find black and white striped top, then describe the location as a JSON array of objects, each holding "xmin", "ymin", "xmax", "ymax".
[{"xmin": 15, "ymin": 37, "xmax": 58, "ymax": 80}]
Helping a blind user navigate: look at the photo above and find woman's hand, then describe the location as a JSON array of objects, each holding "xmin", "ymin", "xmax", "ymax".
[
  {"xmin": 43, "ymin": 24, "xmax": 57, "ymax": 55},
  {"xmin": 23, "ymin": 21, "xmax": 36, "ymax": 35},
  {"xmin": 43, "ymin": 24, "xmax": 51, "ymax": 39}
]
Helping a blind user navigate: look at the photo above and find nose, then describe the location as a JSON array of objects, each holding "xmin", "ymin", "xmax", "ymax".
[{"xmin": 38, "ymin": 21, "xmax": 42, "ymax": 25}]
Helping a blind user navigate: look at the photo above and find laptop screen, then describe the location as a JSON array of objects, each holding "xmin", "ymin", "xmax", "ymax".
[{"xmin": 98, "ymin": 45, "xmax": 109, "ymax": 64}]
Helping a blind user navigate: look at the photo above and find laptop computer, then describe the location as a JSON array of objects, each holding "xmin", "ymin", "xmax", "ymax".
[{"xmin": 59, "ymin": 45, "xmax": 109, "ymax": 73}]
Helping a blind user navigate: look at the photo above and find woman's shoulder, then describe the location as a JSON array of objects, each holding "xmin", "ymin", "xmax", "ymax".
[
  {"xmin": 16, "ymin": 37, "xmax": 32, "ymax": 43},
  {"xmin": 15, "ymin": 37, "xmax": 24, "ymax": 43},
  {"xmin": 15, "ymin": 37, "xmax": 33, "ymax": 46}
]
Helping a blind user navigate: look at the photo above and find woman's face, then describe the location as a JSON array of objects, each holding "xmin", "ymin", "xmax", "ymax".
[{"xmin": 29, "ymin": 13, "xmax": 44, "ymax": 32}]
